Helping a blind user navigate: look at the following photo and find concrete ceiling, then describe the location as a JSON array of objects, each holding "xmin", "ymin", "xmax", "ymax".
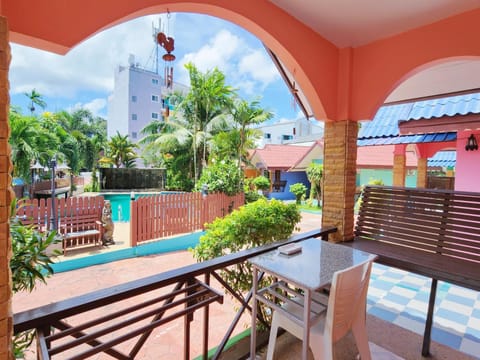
[
  {"xmin": 270, "ymin": 0, "xmax": 480, "ymax": 107},
  {"xmin": 270, "ymin": 0, "xmax": 480, "ymax": 48}
]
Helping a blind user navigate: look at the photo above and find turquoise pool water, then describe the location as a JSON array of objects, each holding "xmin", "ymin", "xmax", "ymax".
[{"xmin": 102, "ymin": 193, "xmax": 159, "ymax": 222}]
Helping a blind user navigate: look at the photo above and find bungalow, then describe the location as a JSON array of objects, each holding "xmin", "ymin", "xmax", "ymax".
[
  {"xmin": 357, "ymin": 92, "xmax": 480, "ymax": 191},
  {"xmin": 247, "ymin": 141, "xmax": 323, "ymax": 200},
  {"xmin": 356, "ymin": 145, "xmax": 456, "ymax": 189}
]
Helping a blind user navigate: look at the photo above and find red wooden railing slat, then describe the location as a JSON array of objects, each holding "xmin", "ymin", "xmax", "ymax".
[{"xmin": 130, "ymin": 192, "xmax": 244, "ymax": 244}]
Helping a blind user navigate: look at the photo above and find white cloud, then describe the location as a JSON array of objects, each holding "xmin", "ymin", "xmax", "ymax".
[
  {"xmin": 177, "ymin": 29, "xmax": 243, "ymax": 84},
  {"xmin": 277, "ymin": 111, "xmax": 306, "ymax": 123},
  {"xmin": 236, "ymin": 80, "xmax": 256, "ymax": 95},
  {"xmin": 239, "ymin": 49, "xmax": 279, "ymax": 86},
  {"xmin": 176, "ymin": 29, "xmax": 280, "ymax": 95},
  {"xmin": 70, "ymin": 98, "xmax": 107, "ymax": 117},
  {"xmin": 9, "ymin": 15, "xmax": 160, "ymax": 98},
  {"xmin": 9, "ymin": 13, "xmax": 296, "ymax": 123}
]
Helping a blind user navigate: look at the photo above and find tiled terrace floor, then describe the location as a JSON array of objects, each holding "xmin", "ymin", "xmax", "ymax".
[
  {"xmin": 13, "ymin": 211, "xmax": 480, "ymax": 359},
  {"xmin": 368, "ymin": 263, "xmax": 480, "ymax": 358}
]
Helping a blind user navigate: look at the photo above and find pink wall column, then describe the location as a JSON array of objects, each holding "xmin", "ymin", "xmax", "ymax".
[{"xmin": 455, "ymin": 130, "xmax": 480, "ymax": 192}]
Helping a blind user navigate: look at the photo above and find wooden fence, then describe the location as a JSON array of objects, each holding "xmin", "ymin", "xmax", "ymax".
[
  {"xmin": 15, "ymin": 192, "xmax": 244, "ymax": 250},
  {"xmin": 15, "ymin": 196, "xmax": 104, "ymax": 233},
  {"xmin": 131, "ymin": 192, "xmax": 245, "ymax": 246}
]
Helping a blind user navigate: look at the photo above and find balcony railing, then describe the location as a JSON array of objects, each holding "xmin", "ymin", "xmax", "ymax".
[{"xmin": 13, "ymin": 227, "xmax": 336, "ymax": 360}]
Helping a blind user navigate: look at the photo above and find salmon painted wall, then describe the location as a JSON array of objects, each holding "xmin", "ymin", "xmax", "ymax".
[
  {"xmin": 455, "ymin": 130, "xmax": 480, "ymax": 192},
  {"xmin": 351, "ymin": 8, "xmax": 480, "ymax": 121}
]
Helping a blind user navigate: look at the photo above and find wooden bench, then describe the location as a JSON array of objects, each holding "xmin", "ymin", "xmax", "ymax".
[
  {"xmin": 59, "ymin": 212, "xmax": 104, "ymax": 255},
  {"xmin": 346, "ymin": 185, "xmax": 480, "ymax": 356}
]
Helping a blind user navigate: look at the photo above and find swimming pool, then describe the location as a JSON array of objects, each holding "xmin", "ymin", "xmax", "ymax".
[{"xmin": 102, "ymin": 192, "xmax": 165, "ymax": 222}]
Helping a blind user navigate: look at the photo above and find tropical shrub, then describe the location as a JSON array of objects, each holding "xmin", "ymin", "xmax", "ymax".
[
  {"xmin": 306, "ymin": 163, "xmax": 323, "ymax": 208},
  {"xmin": 355, "ymin": 178, "xmax": 385, "ymax": 211},
  {"xmin": 244, "ymin": 190, "xmax": 264, "ymax": 203},
  {"xmin": 243, "ymin": 177, "xmax": 265, "ymax": 203},
  {"xmin": 289, "ymin": 182, "xmax": 307, "ymax": 204},
  {"xmin": 192, "ymin": 198, "xmax": 301, "ymax": 326},
  {"xmin": 196, "ymin": 159, "xmax": 242, "ymax": 195},
  {"xmin": 368, "ymin": 178, "xmax": 384, "ymax": 186},
  {"xmin": 10, "ymin": 200, "xmax": 59, "ymax": 357},
  {"xmin": 252, "ymin": 176, "xmax": 270, "ymax": 192}
]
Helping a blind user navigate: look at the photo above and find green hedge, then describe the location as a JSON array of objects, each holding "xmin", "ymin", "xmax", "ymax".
[{"xmin": 192, "ymin": 198, "xmax": 301, "ymax": 326}]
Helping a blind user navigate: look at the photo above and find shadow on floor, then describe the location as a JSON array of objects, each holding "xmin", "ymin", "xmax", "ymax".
[{"xmin": 221, "ymin": 314, "xmax": 477, "ymax": 359}]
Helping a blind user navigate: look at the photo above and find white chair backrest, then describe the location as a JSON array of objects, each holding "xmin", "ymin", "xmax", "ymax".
[{"xmin": 325, "ymin": 259, "xmax": 373, "ymax": 342}]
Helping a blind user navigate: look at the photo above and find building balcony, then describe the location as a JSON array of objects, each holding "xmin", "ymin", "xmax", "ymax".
[{"xmin": 13, "ymin": 226, "xmax": 477, "ymax": 359}]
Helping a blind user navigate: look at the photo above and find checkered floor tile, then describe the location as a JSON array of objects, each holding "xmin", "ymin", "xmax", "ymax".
[{"xmin": 367, "ymin": 264, "xmax": 480, "ymax": 359}]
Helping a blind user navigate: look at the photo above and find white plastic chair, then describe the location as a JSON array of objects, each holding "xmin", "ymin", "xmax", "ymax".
[{"xmin": 266, "ymin": 259, "xmax": 374, "ymax": 360}]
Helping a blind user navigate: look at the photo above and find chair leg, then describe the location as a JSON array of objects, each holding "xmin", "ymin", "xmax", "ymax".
[
  {"xmin": 352, "ymin": 319, "xmax": 371, "ymax": 360},
  {"xmin": 266, "ymin": 313, "xmax": 280, "ymax": 360},
  {"xmin": 310, "ymin": 332, "xmax": 332, "ymax": 360}
]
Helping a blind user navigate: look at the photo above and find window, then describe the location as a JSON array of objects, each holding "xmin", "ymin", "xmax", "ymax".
[
  {"xmin": 131, "ymin": 95, "xmax": 137, "ymax": 102},
  {"xmin": 274, "ymin": 170, "xmax": 281, "ymax": 183},
  {"xmin": 151, "ymin": 94, "xmax": 159, "ymax": 102},
  {"xmin": 264, "ymin": 133, "xmax": 271, "ymax": 139},
  {"xmin": 152, "ymin": 78, "xmax": 159, "ymax": 85},
  {"xmin": 132, "ymin": 132, "xmax": 137, "ymax": 139},
  {"xmin": 131, "ymin": 114, "xmax": 137, "ymax": 121},
  {"xmin": 151, "ymin": 112, "xmax": 159, "ymax": 119},
  {"xmin": 282, "ymin": 135, "xmax": 293, "ymax": 141}
]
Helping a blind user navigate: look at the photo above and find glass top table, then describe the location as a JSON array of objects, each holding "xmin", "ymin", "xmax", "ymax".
[{"xmin": 249, "ymin": 238, "xmax": 376, "ymax": 359}]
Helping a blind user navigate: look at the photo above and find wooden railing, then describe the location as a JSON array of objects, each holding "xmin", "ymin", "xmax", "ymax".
[
  {"xmin": 130, "ymin": 192, "xmax": 245, "ymax": 246},
  {"xmin": 16, "ymin": 196, "xmax": 104, "ymax": 232},
  {"xmin": 13, "ymin": 227, "xmax": 337, "ymax": 360}
]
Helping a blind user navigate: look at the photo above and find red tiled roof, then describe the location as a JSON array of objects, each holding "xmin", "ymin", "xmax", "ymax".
[
  {"xmin": 357, "ymin": 145, "xmax": 417, "ymax": 168},
  {"xmin": 290, "ymin": 140, "xmax": 324, "ymax": 171},
  {"xmin": 250, "ymin": 144, "xmax": 312, "ymax": 169}
]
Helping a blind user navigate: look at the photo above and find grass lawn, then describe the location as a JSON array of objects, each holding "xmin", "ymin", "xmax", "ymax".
[{"xmin": 297, "ymin": 203, "xmax": 322, "ymax": 213}]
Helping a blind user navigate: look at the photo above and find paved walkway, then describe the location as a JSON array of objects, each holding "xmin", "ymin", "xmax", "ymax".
[{"xmin": 13, "ymin": 211, "xmax": 479, "ymax": 359}]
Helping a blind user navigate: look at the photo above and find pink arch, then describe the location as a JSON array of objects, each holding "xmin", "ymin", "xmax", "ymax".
[
  {"xmin": 4, "ymin": 2, "xmax": 480, "ymax": 122},
  {"xmin": 351, "ymin": 8, "xmax": 480, "ymax": 121},
  {"xmin": 3, "ymin": 0, "xmax": 339, "ymax": 120}
]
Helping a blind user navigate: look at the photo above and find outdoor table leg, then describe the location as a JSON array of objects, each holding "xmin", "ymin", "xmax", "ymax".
[
  {"xmin": 302, "ymin": 289, "xmax": 312, "ymax": 360},
  {"xmin": 422, "ymin": 278, "xmax": 438, "ymax": 356},
  {"xmin": 250, "ymin": 267, "xmax": 258, "ymax": 359}
]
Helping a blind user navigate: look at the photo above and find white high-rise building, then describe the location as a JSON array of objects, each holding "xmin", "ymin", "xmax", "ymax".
[
  {"xmin": 255, "ymin": 117, "xmax": 324, "ymax": 148},
  {"xmin": 107, "ymin": 54, "xmax": 188, "ymax": 167}
]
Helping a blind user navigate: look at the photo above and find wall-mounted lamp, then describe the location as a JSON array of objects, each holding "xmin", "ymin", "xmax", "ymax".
[{"xmin": 465, "ymin": 134, "xmax": 478, "ymax": 151}]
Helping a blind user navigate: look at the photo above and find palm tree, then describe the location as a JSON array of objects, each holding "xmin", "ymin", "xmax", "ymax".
[
  {"xmin": 141, "ymin": 115, "xmax": 201, "ymax": 172},
  {"xmin": 9, "ymin": 111, "xmax": 39, "ymax": 180},
  {"xmin": 24, "ymin": 89, "xmax": 46, "ymax": 115},
  {"xmin": 230, "ymin": 98, "xmax": 273, "ymax": 170},
  {"xmin": 140, "ymin": 65, "xmax": 235, "ymax": 186},
  {"xmin": 306, "ymin": 163, "xmax": 323, "ymax": 207},
  {"xmin": 61, "ymin": 136, "xmax": 81, "ymax": 194},
  {"xmin": 53, "ymin": 109, "xmax": 107, "ymax": 171},
  {"xmin": 9, "ymin": 109, "xmax": 59, "ymax": 181},
  {"xmin": 106, "ymin": 132, "xmax": 138, "ymax": 168},
  {"xmin": 177, "ymin": 63, "xmax": 235, "ymax": 181}
]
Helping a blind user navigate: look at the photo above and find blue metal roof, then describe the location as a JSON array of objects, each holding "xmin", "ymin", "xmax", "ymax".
[
  {"xmin": 357, "ymin": 132, "xmax": 457, "ymax": 146},
  {"xmin": 406, "ymin": 93, "xmax": 480, "ymax": 121},
  {"xmin": 358, "ymin": 103, "xmax": 413, "ymax": 138},
  {"xmin": 357, "ymin": 92, "xmax": 480, "ymax": 146},
  {"xmin": 428, "ymin": 151, "xmax": 456, "ymax": 168}
]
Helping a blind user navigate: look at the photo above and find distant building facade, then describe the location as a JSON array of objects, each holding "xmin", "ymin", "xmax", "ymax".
[
  {"xmin": 255, "ymin": 117, "xmax": 324, "ymax": 147},
  {"xmin": 107, "ymin": 55, "xmax": 188, "ymax": 166}
]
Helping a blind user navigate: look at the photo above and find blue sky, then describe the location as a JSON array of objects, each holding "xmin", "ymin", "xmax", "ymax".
[{"xmin": 9, "ymin": 13, "xmax": 303, "ymax": 124}]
